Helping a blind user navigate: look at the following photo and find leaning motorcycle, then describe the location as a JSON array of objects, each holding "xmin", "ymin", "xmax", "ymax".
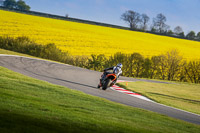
[{"xmin": 98, "ymin": 72, "xmax": 117, "ymax": 90}]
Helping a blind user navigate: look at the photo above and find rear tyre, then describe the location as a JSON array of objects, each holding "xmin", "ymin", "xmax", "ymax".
[
  {"xmin": 97, "ymin": 84, "xmax": 101, "ymax": 88},
  {"xmin": 102, "ymin": 79, "xmax": 111, "ymax": 90}
]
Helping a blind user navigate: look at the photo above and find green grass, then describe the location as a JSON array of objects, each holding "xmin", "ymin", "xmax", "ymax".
[
  {"xmin": 0, "ymin": 48, "xmax": 65, "ymax": 64},
  {"xmin": 0, "ymin": 48, "xmax": 33, "ymax": 57},
  {"xmin": 0, "ymin": 67, "xmax": 200, "ymax": 133},
  {"xmin": 118, "ymin": 81, "xmax": 200, "ymax": 115}
]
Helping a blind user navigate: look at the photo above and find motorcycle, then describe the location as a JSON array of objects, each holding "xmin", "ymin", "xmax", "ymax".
[{"xmin": 98, "ymin": 72, "xmax": 117, "ymax": 90}]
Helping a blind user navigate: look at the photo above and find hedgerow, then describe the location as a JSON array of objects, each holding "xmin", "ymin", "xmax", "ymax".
[{"xmin": 0, "ymin": 36, "xmax": 199, "ymax": 83}]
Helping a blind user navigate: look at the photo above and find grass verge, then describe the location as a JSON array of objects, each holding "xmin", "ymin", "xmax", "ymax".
[
  {"xmin": 0, "ymin": 48, "xmax": 67, "ymax": 65},
  {"xmin": 0, "ymin": 48, "xmax": 33, "ymax": 57},
  {"xmin": 117, "ymin": 81, "xmax": 200, "ymax": 115},
  {"xmin": 0, "ymin": 66, "xmax": 200, "ymax": 133}
]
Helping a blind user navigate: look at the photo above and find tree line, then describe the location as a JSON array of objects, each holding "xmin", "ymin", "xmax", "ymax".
[
  {"xmin": 0, "ymin": 0, "xmax": 30, "ymax": 11},
  {"xmin": 121, "ymin": 10, "xmax": 200, "ymax": 41},
  {"xmin": 0, "ymin": 36, "xmax": 200, "ymax": 84}
]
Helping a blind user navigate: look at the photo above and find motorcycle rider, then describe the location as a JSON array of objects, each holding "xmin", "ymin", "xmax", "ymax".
[{"xmin": 98, "ymin": 63, "xmax": 123, "ymax": 88}]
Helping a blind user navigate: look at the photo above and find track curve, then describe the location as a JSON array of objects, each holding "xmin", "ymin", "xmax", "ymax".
[{"xmin": 0, "ymin": 55, "xmax": 200, "ymax": 125}]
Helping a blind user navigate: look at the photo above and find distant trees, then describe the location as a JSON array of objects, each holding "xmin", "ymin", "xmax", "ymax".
[
  {"xmin": 121, "ymin": 11, "xmax": 171, "ymax": 33},
  {"xmin": 197, "ymin": 32, "xmax": 200, "ymax": 40},
  {"xmin": 167, "ymin": 30, "xmax": 174, "ymax": 36},
  {"xmin": 121, "ymin": 10, "xmax": 150, "ymax": 31},
  {"xmin": 3, "ymin": 0, "xmax": 16, "ymax": 8},
  {"xmin": 178, "ymin": 32, "xmax": 185, "ymax": 38},
  {"xmin": 184, "ymin": 31, "xmax": 200, "ymax": 41},
  {"xmin": 65, "ymin": 14, "xmax": 69, "ymax": 18},
  {"xmin": 121, "ymin": 10, "xmax": 200, "ymax": 41},
  {"xmin": 16, "ymin": 0, "xmax": 30, "ymax": 10},
  {"xmin": 152, "ymin": 13, "xmax": 169, "ymax": 33},
  {"xmin": 121, "ymin": 10, "xmax": 141, "ymax": 30},
  {"xmin": 174, "ymin": 26, "xmax": 183, "ymax": 35},
  {"xmin": 140, "ymin": 13, "xmax": 150, "ymax": 31},
  {"xmin": 3, "ymin": 0, "xmax": 30, "ymax": 11},
  {"xmin": 186, "ymin": 31, "xmax": 195, "ymax": 40},
  {"xmin": 174, "ymin": 26, "xmax": 185, "ymax": 37}
]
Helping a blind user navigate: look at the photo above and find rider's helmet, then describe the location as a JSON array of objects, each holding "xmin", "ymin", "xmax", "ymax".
[{"xmin": 117, "ymin": 63, "xmax": 123, "ymax": 68}]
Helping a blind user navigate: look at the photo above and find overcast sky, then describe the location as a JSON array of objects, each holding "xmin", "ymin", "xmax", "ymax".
[{"xmin": 24, "ymin": 0, "xmax": 200, "ymax": 34}]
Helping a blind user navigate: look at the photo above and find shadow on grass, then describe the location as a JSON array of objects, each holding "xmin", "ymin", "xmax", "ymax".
[
  {"xmin": 0, "ymin": 110, "xmax": 96, "ymax": 133},
  {"xmin": 148, "ymin": 93, "xmax": 200, "ymax": 104}
]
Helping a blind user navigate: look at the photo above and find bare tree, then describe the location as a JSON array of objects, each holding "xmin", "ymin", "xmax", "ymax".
[
  {"xmin": 153, "ymin": 13, "xmax": 169, "ymax": 33},
  {"xmin": 163, "ymin": 24, "xmax": 170, "ymax": 33},
  {"xmin": 174, "ymin": 26, "xmax": 183, "ymax": 35},
  {"xmin": 140, "ymin": 13, "xmax": 150, "ymax": 31},
  {"xmin": 121, "ymin": 10, "xmax": 141, "ymax": 30}
]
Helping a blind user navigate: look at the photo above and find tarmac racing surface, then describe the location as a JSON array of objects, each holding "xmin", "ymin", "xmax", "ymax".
[{"xmin": 0, "ymin": 55, "xmax": 200, "ymax": 125}]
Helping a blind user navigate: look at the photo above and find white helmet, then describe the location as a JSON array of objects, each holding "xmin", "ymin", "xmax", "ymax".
[{"xmin": 117, "ymin": 63, "xmax": 122, "ymax": 68}]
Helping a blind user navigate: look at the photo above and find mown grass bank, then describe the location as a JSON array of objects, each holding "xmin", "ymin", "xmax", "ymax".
[
  {"xmin": 0, "ymin": 66, "xmax": 200, "ymax": 132},
  {"xmin": 0, "ymin": 48, "xmax": 33, "ymax": 57},
  {"xmin": 0, "ymin": 48, "xmax": 69, "ymax": 66},
  {"xmin": 118, "ymin": 81, "xmax": 200, "ymax": 115}
]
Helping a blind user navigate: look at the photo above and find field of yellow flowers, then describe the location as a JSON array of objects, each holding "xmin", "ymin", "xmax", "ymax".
[{"xmin": 0, "ymin": 9, "xmax": 200, "ymax": 60}]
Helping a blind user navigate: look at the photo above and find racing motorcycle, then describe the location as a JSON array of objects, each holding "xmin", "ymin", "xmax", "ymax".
[{"xmin": 98, "ymin": 72, "xmax": 117, "ymax": 90}]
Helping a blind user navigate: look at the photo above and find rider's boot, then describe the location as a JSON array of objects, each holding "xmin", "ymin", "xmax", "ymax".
[
  {"xmin": 110, "ymin": 79, "xmax": 117, "ymax": 87},
  {"xmin": 97, "ymin": 80, "xmax": 102, "ymax": 88}
]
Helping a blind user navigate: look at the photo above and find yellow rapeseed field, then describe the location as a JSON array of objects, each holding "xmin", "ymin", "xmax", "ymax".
[{"xmin": 0, "ymin": 9, "xmax": 200, "ymax": 60}]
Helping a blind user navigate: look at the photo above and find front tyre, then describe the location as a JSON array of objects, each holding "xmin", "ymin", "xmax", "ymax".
[{"xmin": 102, "ymin": 79, "xmax": 111, "ymax": 90}]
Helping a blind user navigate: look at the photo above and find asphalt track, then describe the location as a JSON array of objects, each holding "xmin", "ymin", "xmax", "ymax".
[{"xmin": 0, "ymin": 55, "xmax": 200, "ymax": 125}]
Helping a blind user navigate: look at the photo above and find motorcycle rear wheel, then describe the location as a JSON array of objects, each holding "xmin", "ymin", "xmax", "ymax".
[{"xmin": 102, "ymin": 79, "xmax": 111, "ymax": 90}]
